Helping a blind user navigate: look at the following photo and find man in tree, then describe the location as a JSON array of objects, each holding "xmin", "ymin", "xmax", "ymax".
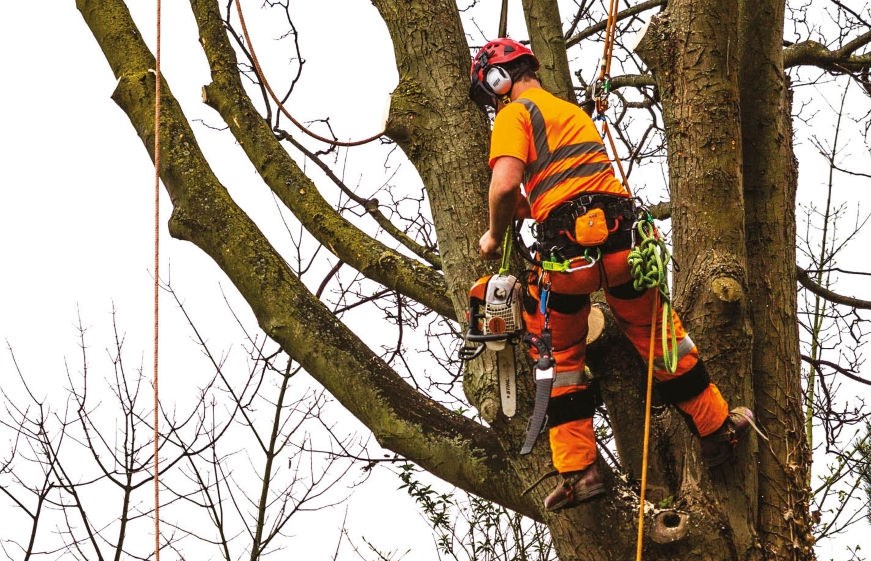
[{"xmin": 471, "ymin": 38, "xmax": 753, "ymax": 512}]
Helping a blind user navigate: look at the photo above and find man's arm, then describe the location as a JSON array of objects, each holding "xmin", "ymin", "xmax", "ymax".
[{"xmin": 479, "ymin": 155, "xmax": 526, "ymax": 259}]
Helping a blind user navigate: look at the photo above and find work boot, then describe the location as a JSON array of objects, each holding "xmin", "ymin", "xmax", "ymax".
[
  {"xmin": 701, "ymin": 406, "xmax": 754, "ymax": 467},
  {"xmin": 543, "ymin": 462, "xmax": 605, "ymax": 512}
]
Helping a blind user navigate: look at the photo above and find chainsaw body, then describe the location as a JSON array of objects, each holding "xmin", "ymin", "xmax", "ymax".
[{"xmin": 459, "ymin": 274, "xmax": 525, "ymax": 360}]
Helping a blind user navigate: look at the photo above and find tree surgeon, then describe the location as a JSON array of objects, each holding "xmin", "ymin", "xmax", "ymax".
[{"xmin": 470, "ymin": 38, "xmax": 754, "ymax": 512}]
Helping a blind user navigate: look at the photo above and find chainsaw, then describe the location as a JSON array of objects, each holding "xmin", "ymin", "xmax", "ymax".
[
  {"xmin": 458, "ymin": 273, "xmax": 526, "ymax": 418},
  {"xmin": 458, "ymin": 273, "xmax": 525, "ymax": 360}
]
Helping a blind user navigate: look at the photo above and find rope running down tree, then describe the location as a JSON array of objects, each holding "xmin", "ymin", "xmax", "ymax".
[
  {"xmin": 152, "ymin": 0, "xmax": 162, "ymax": 559},
  {"xmin": 591, "ymin": 2, "xmax": 674, "ymax": 559}
]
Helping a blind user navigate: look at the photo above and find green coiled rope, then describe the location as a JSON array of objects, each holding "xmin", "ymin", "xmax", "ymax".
[{"xmin": 627, "ymin": 215, "xmax": 678, "ymax": 373}]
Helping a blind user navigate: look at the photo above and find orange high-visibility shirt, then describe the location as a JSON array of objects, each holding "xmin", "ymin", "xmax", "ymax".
[{"xmin": 489, "ymin": 87, "xmax": 629, "ymax": 221}]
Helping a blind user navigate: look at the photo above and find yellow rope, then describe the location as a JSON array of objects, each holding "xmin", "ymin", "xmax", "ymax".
[
  {"xmin": 594, "ymin": 2, "xmax": 652, "ymax": 557},
  {"xmin": 152, "ymin": 0, "xmax": 162, "ymax": 558},
  {"xmin": 635, "ymin": 292, "xmax": 658, "ymax": 561},
  {"xmin": 594, "ymin": 0, "xmax": 633, "ymax": 197}
]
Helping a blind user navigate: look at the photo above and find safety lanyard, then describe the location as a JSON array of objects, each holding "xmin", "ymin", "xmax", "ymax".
[{"xmin": 498, "ymin": 228, "xmax": 513, "ymax": 275}]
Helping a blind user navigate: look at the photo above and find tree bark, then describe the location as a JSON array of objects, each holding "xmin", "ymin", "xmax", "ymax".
[
  {"xmin": 738, "ymin": 1, "xmax": 814, "ymax": 558},
  {"xmin": 635, "ymin": 0, "xmax": 763, "ymax": 559},
  {"xmin": 521, "ymin": 0, "xmax": 576, "ymax": 103}
]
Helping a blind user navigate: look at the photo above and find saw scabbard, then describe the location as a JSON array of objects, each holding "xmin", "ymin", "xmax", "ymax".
[
  {"xmin": 520, "ymin": 332, "xmax": 556, "ymax": 455},
  {"xmin": 520, "ymin": 361, "xmax": 554, "ymax": 454}
]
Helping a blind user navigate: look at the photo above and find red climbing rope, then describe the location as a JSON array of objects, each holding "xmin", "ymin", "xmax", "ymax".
[
  {"xmin": 152, "ymin": 1, "xmax": 162, "ymax": 559},
  {"xmin": 234, "ymin": 0, "xmax": 384, "ymax": 147}
]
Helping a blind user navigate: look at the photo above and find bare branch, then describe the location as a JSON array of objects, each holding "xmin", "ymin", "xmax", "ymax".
[
  {"xmin": 797, "ymin": 266, "xmax": 871, "ymax": 309},
  {"xmin": 801, "ymin": 354, "xmax": 871, "ymax": 386},
  {"xmin": 784, "ymin": 33, "xmax": 871, "ymax": 73}
]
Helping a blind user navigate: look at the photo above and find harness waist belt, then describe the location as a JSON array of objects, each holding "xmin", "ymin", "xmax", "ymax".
[{"xmin": 533, "ymin": 193, "xmax": 636, "ymax": 258}]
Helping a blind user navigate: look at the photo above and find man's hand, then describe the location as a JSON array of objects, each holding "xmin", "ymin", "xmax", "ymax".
[{"xmin": 479, "ymin": 230, "xmax": 502, "ymax": 259}]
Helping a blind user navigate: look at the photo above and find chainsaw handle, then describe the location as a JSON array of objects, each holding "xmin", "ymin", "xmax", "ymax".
[
  {"xmin": 458, "ymin": 344, "xmax": 486, "ymax": 361},
  {"xmin": 459, "ymin": 331, "xmax": 520, "ymax": 361}
]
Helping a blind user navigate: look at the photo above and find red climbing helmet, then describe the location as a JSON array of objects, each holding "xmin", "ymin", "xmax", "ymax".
[{"xmin": 469, "ymin": 38, "xmax": 540, "ymax": 109}]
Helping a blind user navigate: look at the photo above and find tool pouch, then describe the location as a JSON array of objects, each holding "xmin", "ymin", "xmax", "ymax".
[{"xmin": 572, "ymin": 207, "xmax": 609, "ymax": 246}]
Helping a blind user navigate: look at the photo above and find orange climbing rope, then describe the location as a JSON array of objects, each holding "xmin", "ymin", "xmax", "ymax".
[
  {"xmin": 594, "ymin": 0, "xmax": 632, "ymax": 197},
  {"xmin": 152, "ymin": 0, "xmax": 162, "ymax": 559},
  {"xmin": 234, "ymin": 0, "xmax": 384, "ymax": 147},
  {"xmin": 636, "ymin": 294, "xmax": 658, "ymax": 560},
  {"xmin": 594, "ymin": 1, "xmax": 653, "ymax": 558}
]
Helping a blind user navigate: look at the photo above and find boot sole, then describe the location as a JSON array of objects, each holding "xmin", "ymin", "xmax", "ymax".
[{"xmin": 545, "ymin": 483, "xmax": 606, "ymax": 512}]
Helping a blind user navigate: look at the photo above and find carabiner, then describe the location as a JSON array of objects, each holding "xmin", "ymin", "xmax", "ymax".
[{"xmin": 562, "ymin": 248, "xmax": 602, "ymax": 273}]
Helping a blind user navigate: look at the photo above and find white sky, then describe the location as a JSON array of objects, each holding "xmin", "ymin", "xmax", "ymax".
[{"xmin": 1, "ymin": 1, "xmax": 869, "ymax": 559}]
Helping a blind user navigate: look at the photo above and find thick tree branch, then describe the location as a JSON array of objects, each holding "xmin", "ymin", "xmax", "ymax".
[
  {"xmin": 784, "ymin": 33, "xmax": 871, "ymax": 72},
  {"xmin": 522, "ymin": 0, "xmax": 576, "ymax": 102},
  {"xmin": 796, "ymin": 266, "xmax": 871, "ymax": 309},
  {"xmin": 75, "ymin": 0, "xmax": 537, "ymax": 517},
  {"xmin": 192, "ymin": 0, "xmax": 453, "ymax": 319}
]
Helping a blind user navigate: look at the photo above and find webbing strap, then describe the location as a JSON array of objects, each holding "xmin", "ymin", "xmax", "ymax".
[{"xmin": 498, "ymin": 228, "xmax": 513, "ymax": 274}]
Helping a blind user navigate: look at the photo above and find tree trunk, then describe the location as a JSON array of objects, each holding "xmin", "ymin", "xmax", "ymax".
[
  {"xmin": 521, "ymin": 0, "xmax": 577, "ymax": 103},
  {"xmin": 738, "ymin": 1, "xmax": 814, "ymax": 558},
  {"xmin": 635, "ymin": 0, "xmax": 762, "ymax": 559}
]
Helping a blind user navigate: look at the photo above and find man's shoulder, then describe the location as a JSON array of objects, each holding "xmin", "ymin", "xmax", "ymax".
[
  {"xmin": 514, "ymin": 87, "xmax": 551, "ymax": 106},
  {"xmin": 494, "ymin": 99, "xmax": 530, "ymax": 127},
  {"xmin": 516, "ymin": 87, "xmax": 583, "ymax": 115}
]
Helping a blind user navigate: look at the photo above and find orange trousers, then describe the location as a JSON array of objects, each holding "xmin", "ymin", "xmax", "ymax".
[{"xmin": 522, "ymin": 249, "xmax": 729, "ymax": 473}]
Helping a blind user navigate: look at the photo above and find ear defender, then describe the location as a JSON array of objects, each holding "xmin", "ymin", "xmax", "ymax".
[{"xmin": 485, "ymin": 66, "xmax": 512, "ymax": 96}]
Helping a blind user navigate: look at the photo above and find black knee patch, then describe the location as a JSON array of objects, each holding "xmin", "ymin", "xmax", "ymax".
[
  {"xmin": 547, "ymin": 292, "xmax": 590, "ymax": 315},
  {"xmin": 606, "ymin": 280, "xmax": 646, "ymax": 300},
  {"xmin": 546, "ymin": 388, "xmax": 597, "ymax": 428},
  {"xmin": 655, "ymin": 360, "xmax": 711, "ymax": 404}
]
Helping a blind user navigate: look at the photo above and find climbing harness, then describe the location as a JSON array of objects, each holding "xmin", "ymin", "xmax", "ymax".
[{"xmin": 540, "ymin": 248, "xmax": 600, "ymax": 273}]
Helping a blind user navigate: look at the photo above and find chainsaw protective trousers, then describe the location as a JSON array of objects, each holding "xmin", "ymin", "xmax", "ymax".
[{"xmin": 522, "ymin": 248, "xmax": 730, "ymax": 474}]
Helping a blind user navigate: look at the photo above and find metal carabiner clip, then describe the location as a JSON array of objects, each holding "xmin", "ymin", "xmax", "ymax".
[{"xmin": 563, "ymin": 248, "xmax": 602, "ymax": 273}]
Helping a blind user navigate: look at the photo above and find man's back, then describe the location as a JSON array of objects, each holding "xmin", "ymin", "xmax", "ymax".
[{"xmin": 489, "ymin": 86, "xmax": 628, "ymax": 220}]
